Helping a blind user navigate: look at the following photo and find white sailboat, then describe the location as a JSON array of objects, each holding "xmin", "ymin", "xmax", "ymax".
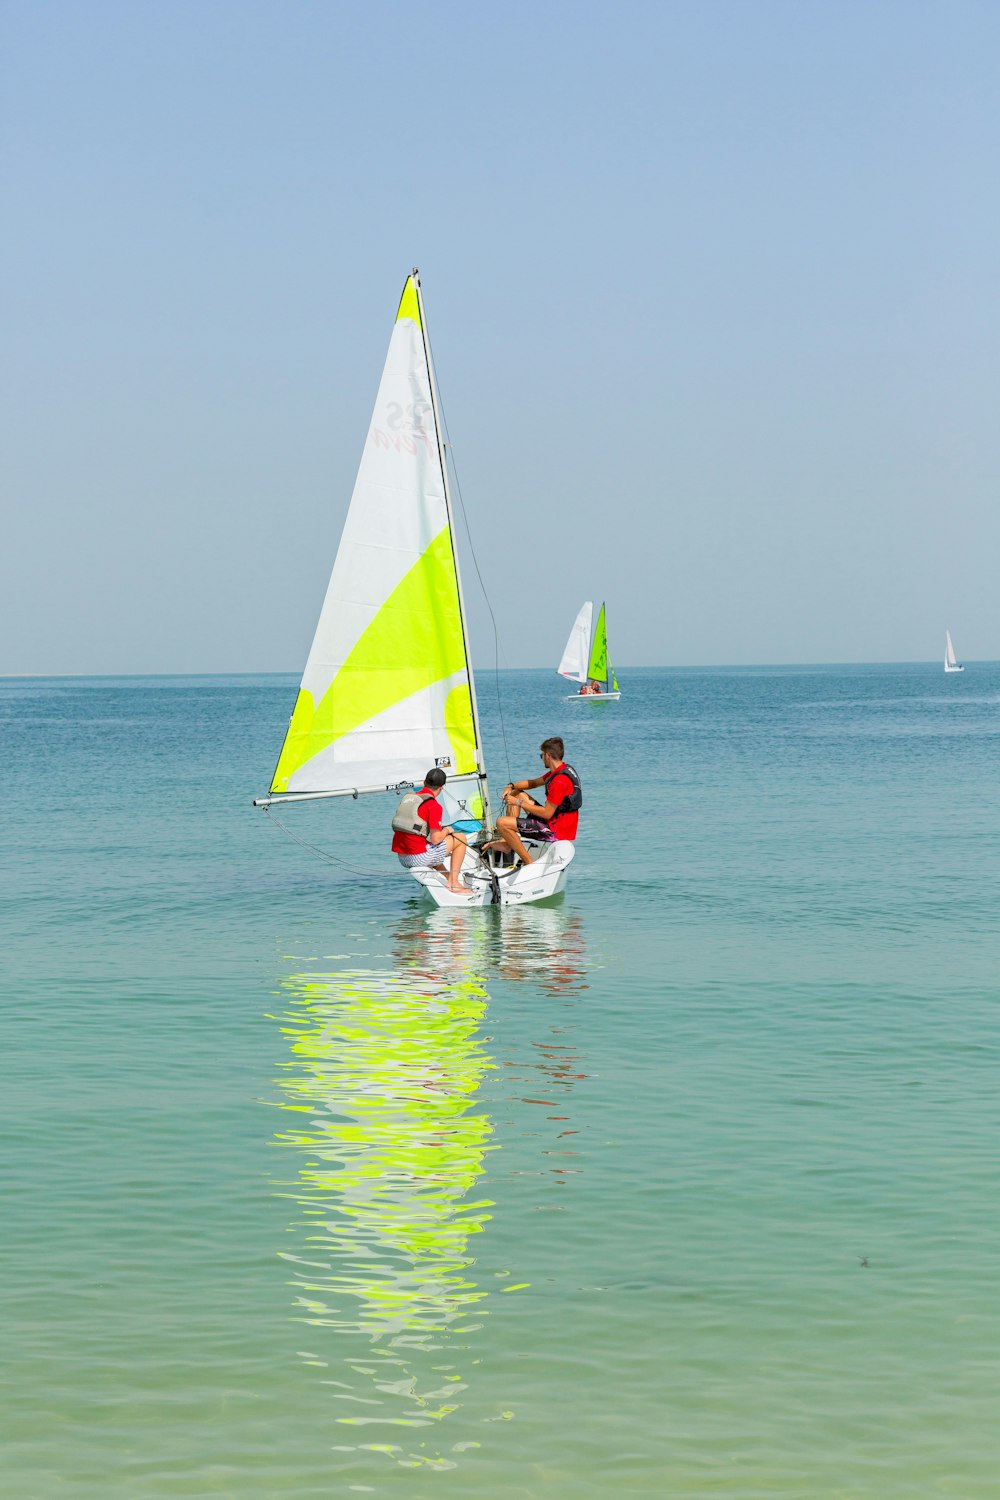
[
  {"xmin": 558, "ymin": 600, "xmax": 621, "ymax": 700},
  {"xmin": 944, "ymin": 630, "xmax": 964, "ymax": 673},
  {"xmin": 255, "ymin": 272, "xmax": 574, "ymax": 908}
]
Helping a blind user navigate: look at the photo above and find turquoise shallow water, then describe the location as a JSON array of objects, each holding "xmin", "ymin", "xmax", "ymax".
[{"xmin": 4, "ymin": 665, "xmax": 1000, "ymax": 1498}]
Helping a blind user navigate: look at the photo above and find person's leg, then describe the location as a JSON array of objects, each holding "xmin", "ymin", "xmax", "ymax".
[
  {"xmin": 495, "ymin": 813, "xmax": 534, "ymax": 865},
  {"xmin": 444, "ymin": 832, "xmax": 473, "ymax": 892}
]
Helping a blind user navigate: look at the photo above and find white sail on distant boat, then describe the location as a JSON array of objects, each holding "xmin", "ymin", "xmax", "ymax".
[
  {"xmin": 944, "ymin": 630, "xmax": 964, "ymax": 673},
  {"xmin": 558, "ymin": 600, "xmax": 621, "ymax": 700},
  {"xmin": 255, "ymin": 272, "xmax": 574, "ymax": 907}
]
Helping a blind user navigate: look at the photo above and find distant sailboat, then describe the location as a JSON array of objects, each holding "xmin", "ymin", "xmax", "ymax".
[
  {"xmin": 255, "ymin": 272, "xmax": 575, "ymax": 907},
  {"xmin": 558, "ymin": 601, "xmax": 621, "ymax": 700},
  {"xmin": 944, "ymin": 630, "xmax": 964, "ymax": 673}
]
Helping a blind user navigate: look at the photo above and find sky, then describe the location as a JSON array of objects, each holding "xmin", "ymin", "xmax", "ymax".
[{"xmin": 3, "ymin": 0, "xmax": 999, "ymax": 673}]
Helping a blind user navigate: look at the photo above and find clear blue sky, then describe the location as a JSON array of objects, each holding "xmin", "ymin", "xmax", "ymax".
[{"xmin": 3, "ymin": 0, "xmax": 998, "ymax": 673}]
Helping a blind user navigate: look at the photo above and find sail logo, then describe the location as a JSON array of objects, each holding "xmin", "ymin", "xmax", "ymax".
[
  {"xmin": 370, "ymin": 399, "xmax": 437, "ymax": 458},
  {"xmin": 435, "ymin": 755, "xmax": 451, "ymax": 768}
]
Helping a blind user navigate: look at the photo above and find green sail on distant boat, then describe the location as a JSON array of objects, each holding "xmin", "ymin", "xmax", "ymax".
[
  {"xmin": 255, "ymin": 271, "xmax": 575, "ymax": 907},
  {"xmin": 558, "ymin": 601, "xmax": 621, "ymax": 700}
]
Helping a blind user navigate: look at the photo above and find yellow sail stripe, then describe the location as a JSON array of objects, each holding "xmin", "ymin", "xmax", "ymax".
[
  {"xmin": 271, "ymin": 527, "xmax": 471, "ymax": 792},
  {"xmin": 395, "ymin": 275, "xmax": 421, "ymax": 328},
  {"xmin": 443, "ymin": 683, "xmax": 477, "ymax": 779}
]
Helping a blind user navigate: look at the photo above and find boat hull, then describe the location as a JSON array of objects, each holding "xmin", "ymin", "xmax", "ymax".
[
  {"xmin": 565, "ymin": 691, "xmax": 621, "ymax": 701},
  {"xmin": 410, "ymin": 841, "xmax": 575, "ymax": 907}
]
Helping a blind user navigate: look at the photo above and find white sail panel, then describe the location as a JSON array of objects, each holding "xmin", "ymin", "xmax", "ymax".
[
  {"xmin": 271, "ymin": 278, "xmax": 479, "ymax": 795},
  {"xmin": 558, "ymin": 601, "xmax": 593, "ymax": 682},
  {"xmin": 280, "ymin": 675, "xmax": 480, "ymax": 795},
  {"xmin": 945, "ymin": 630, "xmax": 957, "ymax": 667}
]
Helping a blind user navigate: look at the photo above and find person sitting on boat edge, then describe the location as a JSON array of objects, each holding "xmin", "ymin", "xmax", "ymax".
[
  {"xmin": 491, "ymin": 737, "xmax": 581, "ymax": 866},
  {"xmin": 391, "ymin": 769, "xmax": 473, "ymax": 893}
]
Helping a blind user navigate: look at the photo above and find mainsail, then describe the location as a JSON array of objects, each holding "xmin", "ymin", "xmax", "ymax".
[
  {"xmin": 558, "ymin": 601, "xmax": 593, "ymax": 683},
  {"xmin": 266, "ymin": 275, "xmax": 487, "ymax": 815},
  {"xmin": 945, "ymin": 630, "xmax": 958, "ymax": 668}
]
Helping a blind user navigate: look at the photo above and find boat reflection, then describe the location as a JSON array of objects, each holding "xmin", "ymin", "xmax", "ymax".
[
  {"xmin": 270, "ymin": 905, "xmax": 589, "ymax": 1467},
  {"xmin": 487, "ymin": 904, "xmax": 589, "ymax": 995},
  {"xmin": 487, "ymin": 908, "xmax": 591, "ymax": 1201}
]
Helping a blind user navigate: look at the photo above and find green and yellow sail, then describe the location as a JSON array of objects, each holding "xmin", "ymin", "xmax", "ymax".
[{"xmin": 270, "ymin": 275, "xmax": 483, "ymax": 799}]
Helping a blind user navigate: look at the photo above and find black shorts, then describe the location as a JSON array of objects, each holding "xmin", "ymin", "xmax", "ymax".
[{"xmin": 518, "ymin": 815, "xmax": 556, "ymax": 843}]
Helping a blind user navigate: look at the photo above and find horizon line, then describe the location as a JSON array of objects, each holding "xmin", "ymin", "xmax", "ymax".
[{"xmin": 0, "ymin": 659, "xmax": 991, "ymax": 681}]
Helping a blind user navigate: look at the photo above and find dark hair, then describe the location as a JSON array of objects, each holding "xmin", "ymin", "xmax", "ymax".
[
  {"xmin": 540, "ymin": 736, "xmax": 564, "ymax": 759},
  {"xmin": 424, "ymin": 767, "xmax": 447, "ymax": 788}
]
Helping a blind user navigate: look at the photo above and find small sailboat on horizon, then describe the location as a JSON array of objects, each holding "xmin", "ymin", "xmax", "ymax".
[
  {"xmin": 254, "ymin": 271, "xmax": 575, "ymax": 907},
  {"xmin": 944, "ymin": 630, "xmax": 964, "ymax": 673},
  {"xmin": 558, "ymin": 601, "xmax": 621, "ymax": 700}
]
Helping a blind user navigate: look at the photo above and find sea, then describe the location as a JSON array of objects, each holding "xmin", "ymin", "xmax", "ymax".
[{"xmin": 4, "ymin": 664, "xmax": 1000, "ymax": 1499}]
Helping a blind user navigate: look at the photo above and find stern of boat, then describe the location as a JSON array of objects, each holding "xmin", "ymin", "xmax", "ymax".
[{"xmin": 410, "ymin": 840, "xmax": 575, "ymax": 907}]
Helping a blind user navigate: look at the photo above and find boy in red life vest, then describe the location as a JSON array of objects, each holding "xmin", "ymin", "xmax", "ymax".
[
  {"xmin": 491, "ymin": 736, "xmax": 581, "ymax": 866},
  {"xmin": 391, "ymin": 767, "xmax": 473, "ymax": 893}
]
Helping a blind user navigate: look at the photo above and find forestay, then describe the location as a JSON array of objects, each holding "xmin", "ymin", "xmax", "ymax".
[{"xmin": 267, "ymin": 277, "xmax": 486, "ymax": 805}]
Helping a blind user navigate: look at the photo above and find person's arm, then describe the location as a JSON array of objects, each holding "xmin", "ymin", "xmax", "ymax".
[
  {"xmin": 515, "ymin": 791, "xmax": 558, "ymax": 821},
  {"xmin": 426, "ymin": 802, "xmax": 469, "ymax": 846},
  {"xmin": 516, "ymin": 769, "xmax": 571, "ymax": 822},
  {"xmin": 504, "ymin": 773, "xmax": 547, "ymax": 795},
  {"xmin": 425, "ymin": 802, "xmax": 449, "ymax": 844}
]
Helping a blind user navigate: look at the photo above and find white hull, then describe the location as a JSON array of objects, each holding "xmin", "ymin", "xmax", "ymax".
[
  {"xmin": 410, "ymin": 841, "xmax": 575, "ymax": 907},
  {"xmin": 944, "ymin": 665, "xmax": 964, "ymax": 672},
  {"xmin": 566, "ymin": 691, "xmax": 621, "ymax": 701}
]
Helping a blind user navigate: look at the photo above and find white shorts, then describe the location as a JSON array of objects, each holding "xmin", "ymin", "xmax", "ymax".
[{"xmin": 397, "ymin": 845, "xmax": 449, "ymax": 870}]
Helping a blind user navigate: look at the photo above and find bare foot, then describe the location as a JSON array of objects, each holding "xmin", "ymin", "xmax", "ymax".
[{"xmin": 447, "ymin": 881, "xmax": 474, "ymax": 894}]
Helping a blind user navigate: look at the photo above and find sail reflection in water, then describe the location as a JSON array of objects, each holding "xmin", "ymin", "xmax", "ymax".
[{"xmin": 271, "ymin": 914, "xmax": 497, "ymax": 1459}]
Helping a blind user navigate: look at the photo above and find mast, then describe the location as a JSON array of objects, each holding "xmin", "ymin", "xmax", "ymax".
[{"xmin": 411, "ymin": 269, "xmax": 493, "ymax": 833}]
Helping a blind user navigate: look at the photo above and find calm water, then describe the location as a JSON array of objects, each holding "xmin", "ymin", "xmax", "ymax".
[{"xmin": 4, "ymin": 665, "xmax": 1000, "ymax": 1498}]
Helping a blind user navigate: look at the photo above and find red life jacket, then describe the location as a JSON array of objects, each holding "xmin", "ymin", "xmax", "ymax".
[{"xmin": 545, "ymin": 763, "xmax": 582, "ymax": 815}]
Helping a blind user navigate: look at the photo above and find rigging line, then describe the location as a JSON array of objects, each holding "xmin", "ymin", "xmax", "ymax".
[
  {"xmin": 424, "ymin": 321, "xmax": 512, "ymax": 785},
  {"xmin": 263, "ymin": 803, "xmax": 491, "ymax": 880},
  {"xmin": 447, "ymin": 446, "xmax": 512, "ymax": 784},
  {"xmin": 262, "ymin": 804, "xmax": 385, "ymax": 878}
]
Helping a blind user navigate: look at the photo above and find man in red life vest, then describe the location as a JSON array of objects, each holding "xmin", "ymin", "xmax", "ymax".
[
  {"xmin": 491, "ymin": 736, "xmax": 580, "ymax": 866},
  {"xmin": 391, "ymin": 768, "xmax": 473, "ymax": 893}
]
